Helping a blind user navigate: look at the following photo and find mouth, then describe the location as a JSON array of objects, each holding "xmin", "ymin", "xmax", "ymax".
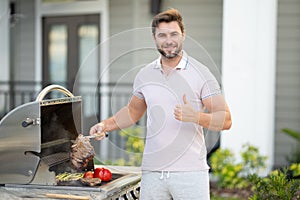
[
  {"xmin": 157, "ymin": 44, "xmax": 181, "ymax": 59},
  {"xmin": 163, "ymin": 48, "xmax": 177, "ymax": 57},
  {"xmin": 163, "ymin": 45, "xmax": 177, "ymax": 52}
]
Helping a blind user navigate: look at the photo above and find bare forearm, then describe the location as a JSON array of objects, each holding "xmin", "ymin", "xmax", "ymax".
[
  {"xmin": 90, "ymin": 96, "xmax": 146, "ymax": 139},
  {"xmin": 198, "ymin": 111, "xmax": 232, "ymax": 131},
  {"xmin": 102, "ymin": 106, "xmax": 138, "ymax": 132}
]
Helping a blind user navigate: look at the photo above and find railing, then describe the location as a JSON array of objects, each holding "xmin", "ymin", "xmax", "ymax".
[
  {"xmin": 0, "ymin": 81, "xmax": 39, "ymax": 117},
  {"xmin": 0, "ymin": 81, "xmax": 132, "ymax": 118}
]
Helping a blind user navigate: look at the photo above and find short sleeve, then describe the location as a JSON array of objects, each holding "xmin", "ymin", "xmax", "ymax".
[
  {"xmin": 133, "ymin": 71, "xmax": 145, "ymax": 99},
  {"xmin": 199, "ymin": 68, "xmax": 221, "ymax": 100},
  {"xmin": 201, "ymin": 79, "xmax": 221, "ymax": 100}
]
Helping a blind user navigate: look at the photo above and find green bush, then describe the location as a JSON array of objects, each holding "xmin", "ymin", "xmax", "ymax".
[
  {"xmin": 281, "ymin": 128, "xmax": 300, "ymax": 163},
  {"xmin": 118, "ymin": 126, "xmax": 145, "ymax": 166},
  {"xmin": 100, "ymin": 126, "xmax": 145, "ymax": 166},
  {"xmin": 209, "ymin": 143, "xmax": 267, "ymax": 189},
  {"xmin": 248, "ymin": 169, "xmax": 300, "ymax": 200},
  {"xmin": 289, "ymin": 163, "xmax": 300, "ymax": 178}
]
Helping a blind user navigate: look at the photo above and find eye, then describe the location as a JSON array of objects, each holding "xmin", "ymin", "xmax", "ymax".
[
  {"xmin": 170, "ymin": 32, "xmax": 180, "ymax": 38},
  {"xmin": 157, "ymin": 33, "xmax": 167, "ymax": 39}
]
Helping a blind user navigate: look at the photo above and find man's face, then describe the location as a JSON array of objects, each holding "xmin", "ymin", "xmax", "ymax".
[{"xmin": 153, "ymin": 21, "xmax": 185, "ymax": 59}]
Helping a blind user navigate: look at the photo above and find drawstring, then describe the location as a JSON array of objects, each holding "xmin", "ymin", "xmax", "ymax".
[
  {"xmin": 160, "ymin": 171, "xmax": 164, "ymax": 179},
  {"xmin": 159, "ymin": 171, "xmax": 170, "ymax": 179}
]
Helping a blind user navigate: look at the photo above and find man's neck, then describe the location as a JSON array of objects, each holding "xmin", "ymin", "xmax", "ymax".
[{"xmin": 161, "ymin": 51, "xmax": 183, "ymax": 68}]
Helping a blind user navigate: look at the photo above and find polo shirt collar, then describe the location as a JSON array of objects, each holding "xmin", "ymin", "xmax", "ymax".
[{"xmin": 154, "ymin": 51, "xmax": 188, "ymax": 70}]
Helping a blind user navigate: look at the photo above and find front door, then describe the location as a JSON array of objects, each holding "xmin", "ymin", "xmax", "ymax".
[{"xmin": 42, "ymin": 14, "xmax": 100, "ymax": 92}]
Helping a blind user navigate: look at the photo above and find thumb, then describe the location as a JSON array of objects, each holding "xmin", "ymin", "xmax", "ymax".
[{"xmin": 183, "ymin": 94, "xmax": 189, "ymax": 104}]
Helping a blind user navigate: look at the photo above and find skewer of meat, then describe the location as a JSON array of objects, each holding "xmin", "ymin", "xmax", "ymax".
[{"xmin": 70, "ymin": 134, "xmax": 95, "ymax": 170}]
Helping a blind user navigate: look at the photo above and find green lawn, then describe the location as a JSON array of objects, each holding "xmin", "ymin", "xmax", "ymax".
[{"xmin": 211, "ymin": 195, "xmax": 240, "ymax": 200}]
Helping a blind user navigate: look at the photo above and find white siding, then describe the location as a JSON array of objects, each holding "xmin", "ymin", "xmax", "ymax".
[
  {"xmin": 274, "ymin": 0, "xmax": 300, "ymax": 166},
  {"xmin": 0, "ymin": 0, "xmax": 10, "ymax": 114},
  {"xmin": 10, "ymin": 0, "xmax": 36, "ymax": 82},
  {"xmin": 109, "ymin": 0, "xmax": 155, "ymax": 84},
  {"xmin": 163, "ymin": 0, "xmax": 223, "ymax": 69}
]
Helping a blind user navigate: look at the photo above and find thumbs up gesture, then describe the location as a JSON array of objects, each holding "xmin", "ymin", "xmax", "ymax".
[{"xmin": 174, "ymin": 94, "xmax": 199, "ymax": 123}]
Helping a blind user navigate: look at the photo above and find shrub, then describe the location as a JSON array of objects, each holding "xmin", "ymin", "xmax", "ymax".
[
  {"xmin": 289, "ymin": 163, "xmax": 300, "ymax": 178},
  {"xmin": 119, "ymin": 126, "xmax": 145, "ymax": 166},
  {"xmin": 248, "ymin": 169, "xmax": 300, "ymax": 200},
  {"xmin": 281, "ymin": 128, "xmax": 300, "ymax": 163},
  {"xmin": 209, "ymin": 143, "xmax": 267, "ymax": 189}
]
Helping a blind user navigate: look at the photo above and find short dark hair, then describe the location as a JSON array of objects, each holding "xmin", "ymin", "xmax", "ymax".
[{"xmin": 151, "ymin": 8, "xmax": 185, "ymax": 35}]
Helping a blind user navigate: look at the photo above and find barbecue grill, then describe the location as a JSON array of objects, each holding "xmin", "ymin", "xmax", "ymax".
[{"xmin": 0, "ymin": 85, "xmax": 141, "ymax": 200}]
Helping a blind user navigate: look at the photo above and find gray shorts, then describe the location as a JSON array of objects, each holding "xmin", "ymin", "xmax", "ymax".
[{"xmin": 139, "ymin": 170, "xmax": 210, "ymax": 200}]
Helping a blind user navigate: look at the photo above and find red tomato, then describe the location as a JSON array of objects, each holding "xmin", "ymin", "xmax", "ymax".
[
  {"xmin": 93, "ymin": 167, "xmax": 112, "ymax": 181},
  {"xmin": 83, "ymin": 171, "xmax": 94, "ymax": 178}
]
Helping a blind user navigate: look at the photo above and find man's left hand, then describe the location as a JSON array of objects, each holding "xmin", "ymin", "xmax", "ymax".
[{"xmin": 174, "ymin": 94, "xmax": 199, "ymax": 123}]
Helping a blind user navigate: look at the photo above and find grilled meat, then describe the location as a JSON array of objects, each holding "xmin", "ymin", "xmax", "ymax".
[
  {"xmin": 70, "ymin": 134, "xmax": 95, "ymax": 170},
  {"xmin": 80, "ymin": 178, "xmax": 102, "ymax": 186}
]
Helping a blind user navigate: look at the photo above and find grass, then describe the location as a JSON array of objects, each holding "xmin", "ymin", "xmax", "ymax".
[{"xmin": 211, "ymin": 195, "xmax": 240, "ymax": 200}]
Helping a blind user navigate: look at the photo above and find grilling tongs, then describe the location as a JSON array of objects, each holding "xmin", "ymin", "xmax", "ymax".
[{"xmin": 85, "ymin": 132, "xmax": 109, "ymax": 139}]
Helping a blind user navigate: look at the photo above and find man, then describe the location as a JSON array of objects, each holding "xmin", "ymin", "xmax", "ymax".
[{"xmin": 90, "ymin": 8, "xmax": 232, "ymax": 200}]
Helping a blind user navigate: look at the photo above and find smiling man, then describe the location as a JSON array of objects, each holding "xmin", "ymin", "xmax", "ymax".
[{"xmin": 90, "ymin": 8, "xmax": 232, "ymax": 200}]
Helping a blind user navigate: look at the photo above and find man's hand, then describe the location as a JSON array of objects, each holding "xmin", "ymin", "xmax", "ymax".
[
  {"xmin": 174, "ymin": 94, "xmax": 199, "ymax": 123},
  {"xmin": 89, "ymin": 122, "xmax": 107, "ymax": 140}
]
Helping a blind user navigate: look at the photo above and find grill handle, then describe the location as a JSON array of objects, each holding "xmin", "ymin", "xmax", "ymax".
[{"xmin": 35, "ymin": 84, "xmax": 74, "ymax": 101}]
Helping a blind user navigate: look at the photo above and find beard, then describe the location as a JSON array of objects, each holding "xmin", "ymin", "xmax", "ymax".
[{"xmin": 157, "ymin": 43, "xmax": 182, "ymax": 59}]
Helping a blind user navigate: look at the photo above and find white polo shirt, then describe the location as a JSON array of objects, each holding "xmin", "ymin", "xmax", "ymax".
[{"xmin": 133, "ymin": 51, "xmax": 221, "ymax": 171}]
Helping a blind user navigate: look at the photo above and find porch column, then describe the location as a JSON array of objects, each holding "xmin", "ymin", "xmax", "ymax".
[{"xmin": 221, "ymin": 0, "xmax": 277, "ymax": 174}]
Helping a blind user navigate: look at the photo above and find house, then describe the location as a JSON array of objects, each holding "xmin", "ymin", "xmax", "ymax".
[{"xmin": 0, "ymin": 0, "xmax": 299, "ymax": 173}]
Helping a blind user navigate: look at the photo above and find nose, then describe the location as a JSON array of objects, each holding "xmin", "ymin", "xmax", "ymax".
[{"xmin": 165, "ymin": 36, "xmax": 173, "ymax": 45}]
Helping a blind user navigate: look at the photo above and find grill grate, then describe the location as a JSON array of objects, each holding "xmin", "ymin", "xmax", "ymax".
[{"xmin": 41, "ymin": 152, "xmax": 69, "ymax": 167}]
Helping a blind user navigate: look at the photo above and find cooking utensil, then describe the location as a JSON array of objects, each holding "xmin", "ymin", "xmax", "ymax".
[
  {"xmin": 85, "ymin": 132, "xmax": 109, "ymax": 139},
  {"xmin": 45, "ymin": 193, "xmax": 90, "ymax": 200}
]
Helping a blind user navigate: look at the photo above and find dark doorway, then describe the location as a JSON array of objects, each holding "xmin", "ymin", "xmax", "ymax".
[{"xmin": 42, "ymin": 14, "xmax": 100, "ymax": 92}]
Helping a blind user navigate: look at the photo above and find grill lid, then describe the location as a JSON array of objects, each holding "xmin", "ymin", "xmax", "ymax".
[{"xmin": 0, "ymin": 101, "xmax": 41, "ymax": 184}]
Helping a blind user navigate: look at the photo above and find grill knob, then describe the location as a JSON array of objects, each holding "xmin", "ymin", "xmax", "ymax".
[{"xmin": 22, "ymin": 118, "xmax": 34, "ymax": 127}]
